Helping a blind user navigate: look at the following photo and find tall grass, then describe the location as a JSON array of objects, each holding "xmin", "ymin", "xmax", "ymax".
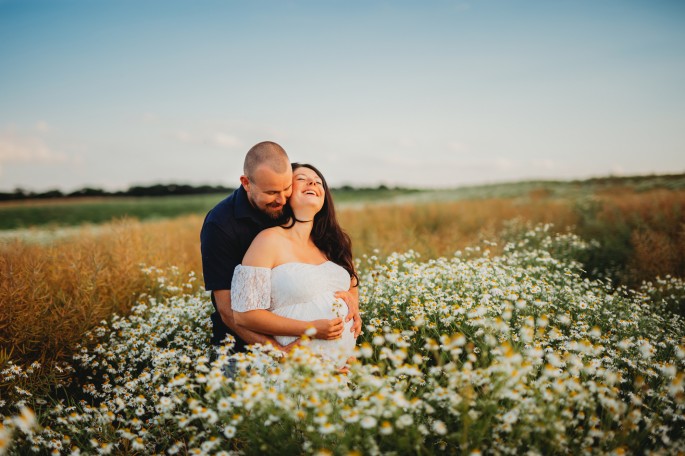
[
  {"xmin": 0, "ymin": 216, "xmax": 204, "ymax": 404},
  {"xmin": 2, "ymin": 189, "xmax": 684, "ymax": 408},
  {"xmin": 339, "ymin": 197, "xmax": 577, "ymax": 258},
  {"xmin": 577, "ymin": 189, "xmax": 685, "ymax": 286},
  {"xmin": 4, "ymin": 227, "xmax": 684, "ymax": 454}
]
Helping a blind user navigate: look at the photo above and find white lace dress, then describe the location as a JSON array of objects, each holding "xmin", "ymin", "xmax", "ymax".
[{"xmin": 231, "ymin": 261, "xmax": 356, "ymax": 366}]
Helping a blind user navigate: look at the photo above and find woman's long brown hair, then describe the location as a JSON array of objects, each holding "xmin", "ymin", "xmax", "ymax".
[{"xmin": 283, "ymin": 163, "xmax": 358, "ymax": 286}]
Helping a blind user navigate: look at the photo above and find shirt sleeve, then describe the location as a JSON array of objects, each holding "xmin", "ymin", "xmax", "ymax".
[
  {"xmin": 230, "ymin": 265, "xmax": 272, "ymax": 312},
  {"xmin": 200, "ymin": 221, "xmax": 241, "ymax": 291}
]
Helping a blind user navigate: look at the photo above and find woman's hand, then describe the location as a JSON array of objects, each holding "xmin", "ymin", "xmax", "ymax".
[
  {"xmin": 335, "ymin": 289, "xmax": 362, "ymax": 338},
  {"xmin": 309, "ymin": 318, "xmax": 344, "ymax": 340}
]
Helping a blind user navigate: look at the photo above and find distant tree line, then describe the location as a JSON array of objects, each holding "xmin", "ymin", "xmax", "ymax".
[
  {"xmin": 0, "ymin": 184, "xmax": 236, "ymax": 202},
  {"xmin": 0, "ymin": 183, "xmax": 416, "ymax": 202},
  {"xmin": 573, "ymin": 173, "xmax": 685, "ymax": 187},
  {"xmin": 4, "ymin": 172, "xmax": 682, "ymax": 202}
]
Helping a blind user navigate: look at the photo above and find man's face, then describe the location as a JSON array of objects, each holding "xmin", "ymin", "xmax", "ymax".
[{"xmin": 241, "ymin": 164, "xmax": 293, "ymax": 219}]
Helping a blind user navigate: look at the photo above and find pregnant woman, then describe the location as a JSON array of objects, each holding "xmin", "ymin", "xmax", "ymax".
[{"xmin": 230, "ymin": 163, "xmax": 359, "ymax": 367}]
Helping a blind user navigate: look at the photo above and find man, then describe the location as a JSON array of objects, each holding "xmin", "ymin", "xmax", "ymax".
[{"xmin": 200, "ymin": 141, "xmax": 361, "ymax": 353}]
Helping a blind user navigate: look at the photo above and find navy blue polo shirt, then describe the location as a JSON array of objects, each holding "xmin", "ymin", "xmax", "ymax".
[{"xmin": 200, "ymin": 186, "xmax": 281, "ymax": 349}]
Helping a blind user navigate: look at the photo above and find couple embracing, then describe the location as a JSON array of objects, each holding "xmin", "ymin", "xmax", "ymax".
[{"xmin": 200, "ymin": 141, "xmax": 361, "ymax": 369}]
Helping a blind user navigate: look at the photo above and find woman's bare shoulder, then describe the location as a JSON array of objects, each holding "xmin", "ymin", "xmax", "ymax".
[
  {"xmin": 259, "ymin": 226, "xmax": 286, "ymax": 237},
  {"xmin": 242, "ymin": 227, "xmax": 287, "ymax": 267},
  {"xmin": 253, "ymin": 226, "xmax": 288, "ymax": 245}
]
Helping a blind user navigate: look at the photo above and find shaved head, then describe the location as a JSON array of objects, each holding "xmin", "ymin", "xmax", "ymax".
[
  {"xmin": 243, "ymin": 141, "xmax": 290, "ymax": 179},
  {"xmin": 240, "ymin": 141, "xmax": 292, "ymax": 219}
]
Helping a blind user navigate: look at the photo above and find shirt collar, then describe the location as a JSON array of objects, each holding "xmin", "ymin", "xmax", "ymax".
[{"xmin": 234, "ymin": 185, "xmax": 274, "ymax": 226}]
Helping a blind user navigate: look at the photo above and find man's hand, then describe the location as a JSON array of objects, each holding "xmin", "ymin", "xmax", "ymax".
[
  {"xmin": 335, "ymin": 289, "xmax": 362, "ymax": 338},
  {"xmin": 276, "ymin": 338, "xmax": 302, "ymax": 353},
  {"xmin": 214, "ymin": 290, "xmax": 282, "ymax": 346},
  {"xmin": 337, "ymin": 356, "xmax": 356, "ymax": 374}
]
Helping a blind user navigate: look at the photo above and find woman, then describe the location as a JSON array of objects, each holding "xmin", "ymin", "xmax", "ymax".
[{"xmin": 230, "ymin": 163, "xmax": 359, "ymax": 367}]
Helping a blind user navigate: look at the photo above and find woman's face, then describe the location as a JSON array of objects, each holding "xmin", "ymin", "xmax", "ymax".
[{"xmin": 290, "ymin": 166, "xmax": 325, "ymax": 213}]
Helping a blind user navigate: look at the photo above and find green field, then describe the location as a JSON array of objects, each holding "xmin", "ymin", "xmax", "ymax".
[
  {"xmin": 0, "ymin": 188, "xmax": 422, "ymax": 230},
  {"xmin": 3, "ymin": 173, "xmax": 685, "ymax": 231},
  {"xmin": 0, "ymin": 194, "xmax": 224, "ymax": 230}
]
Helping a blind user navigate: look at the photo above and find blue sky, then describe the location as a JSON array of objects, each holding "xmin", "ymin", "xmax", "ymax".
[{"xmin": 1, "ymin": 0, "xmax": 684, "ymax": 191}]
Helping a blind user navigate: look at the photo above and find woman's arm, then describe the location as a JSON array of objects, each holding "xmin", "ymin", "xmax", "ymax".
[
  {"xmin": 234, "ymin": 309, "xmax": 344, "ymax": 340},
  {"xmin": 213, "ymin": 290, "xmax": 283, "ymax": 347},
  {"xmin": 233, "ymin": 229, "xmax": 343, "ymax": 340}
]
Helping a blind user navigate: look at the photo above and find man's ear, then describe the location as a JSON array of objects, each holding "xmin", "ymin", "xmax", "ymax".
[{"xmin": 239, "ymin": 175, "xmax": 250, "ymax": 192}]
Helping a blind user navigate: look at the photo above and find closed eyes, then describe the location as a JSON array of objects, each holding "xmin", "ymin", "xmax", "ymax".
[{"xmin": 296, "ymin": 176, "xmax": 323, "ymax": 186}]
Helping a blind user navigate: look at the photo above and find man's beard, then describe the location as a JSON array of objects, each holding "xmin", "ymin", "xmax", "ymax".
[
  {"xmin": 247, "ymin": 194, "xmax": 287, "ymax": 221},
  {"xmin": 263, "ymin": 203, "xmax": 285, "ymax": 220}
]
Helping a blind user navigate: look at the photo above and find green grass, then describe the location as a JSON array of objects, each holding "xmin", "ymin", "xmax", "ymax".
[
  {"xmin": 0, "ymin": 189, "xmax": 424, "ymax": 230},
  {"xmin": 2, "ymin": 173, "xmax": 684, "ymax": 230},
  {"xmin": 0, "ymin": 194, "xmax": 228, "ymax": 230}
]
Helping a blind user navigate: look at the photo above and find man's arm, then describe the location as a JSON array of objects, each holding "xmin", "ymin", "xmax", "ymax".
[{"xmin": 213, "ymin": 290, "xmax": 285, "ymax": 349}]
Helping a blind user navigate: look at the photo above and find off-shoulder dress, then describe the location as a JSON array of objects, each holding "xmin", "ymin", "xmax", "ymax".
[{"xmin": 231, "ymin": 261, "xmax": 356, "ymax": 366}]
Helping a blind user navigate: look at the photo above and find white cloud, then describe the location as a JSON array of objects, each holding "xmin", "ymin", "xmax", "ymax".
[
  {"xmin": 212, "ymin": 133, "xmax": 241, "ymax": 149},
  {"xmin": 171, "ymin": 129, "xmax": 242, "ymax": 150},
  {"xmin": 0, "ymin": 129, "xmax": 67, "ymax": 165},
  {"xmin": 492, "ymin": 157, "xmax": 514, "ymax": 169},
  {"xmin": 447, "ymin": 141, "xmax": 468, "ymax": 152},
  {"xmin": 531, "ymin": 158, "xmax": 556, "ymax": 170},
  {"xmin": 396, "ymin": 137, "xmax": 417, "ymax": 148},
  {"xmin": 610, "ymin": 165, "xmax": 626, "ymax": 175},
  {"xmin": 174, "ymin": 130, "xmax": 193, "ymax": 143},
  {"xmin": 369, "ymin": 151, "xmax": 520, "ymax": 173},
  {"xmin": 141, "ymin": 112, "xmax": 158, "ymax": 123},
  {"xmin": 374, "ymin": 154, "xmax": 424, "ymax": 167},
  {"xmin": 35, "ymin": 121, "xmax": 53, "ymax": 133}
]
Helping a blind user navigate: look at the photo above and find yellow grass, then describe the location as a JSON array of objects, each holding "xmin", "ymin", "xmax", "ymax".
[
  {"xmin": 1, "ymin": 216, "xmax": 203, "ymax": 367},
  {"xmin": 1, "ymin": 190, "xmax": 683, "ymax": 400},
  {"xmin": 594, "ymin": 189, "xmax": 685, "ymax": 283},
  {"xmin": 339, "ymin": 197, "xmax": 577, "ymax": 259},
  {"xmin": 0, "ymin": 197, "xmax": 576, "ymax": 372}
]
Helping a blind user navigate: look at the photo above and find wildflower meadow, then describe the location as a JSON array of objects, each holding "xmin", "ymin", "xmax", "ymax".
[{"xmin": 2, "ymin": 225, "xmax": 684, "ymax": 455}]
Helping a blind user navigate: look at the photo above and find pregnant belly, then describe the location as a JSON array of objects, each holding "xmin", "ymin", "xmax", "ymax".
[{"xmin": 273, "ymin": 298, "xmax": 355, "ymax": 367}]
